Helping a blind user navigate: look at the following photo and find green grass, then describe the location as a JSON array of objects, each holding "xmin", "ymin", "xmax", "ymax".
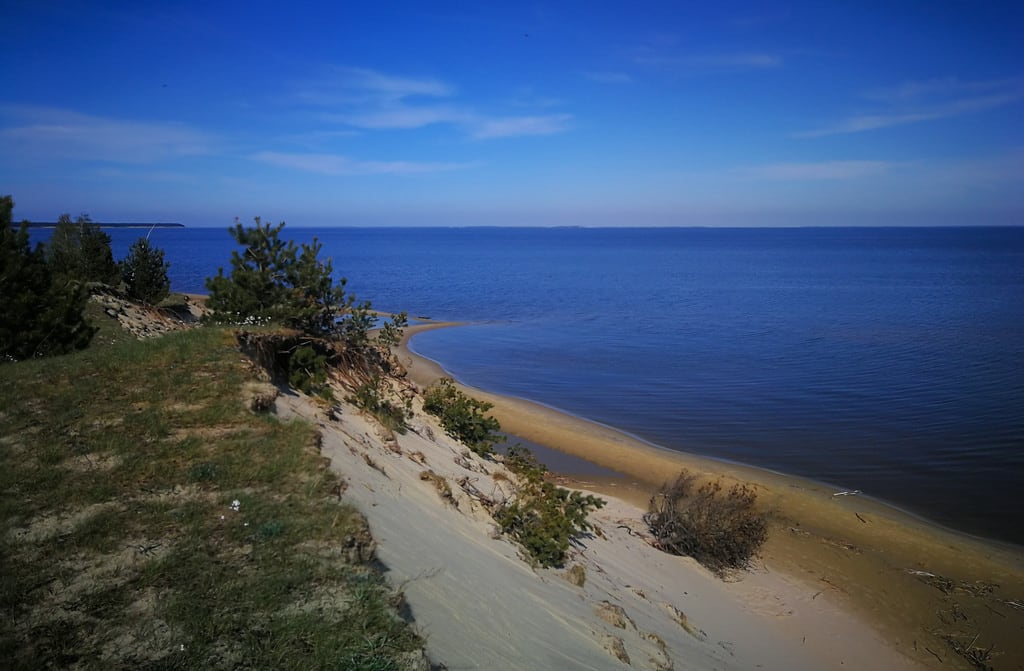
[{"xmin": 0, "ymin": 327, "xmax": 423, "ymax": 670}]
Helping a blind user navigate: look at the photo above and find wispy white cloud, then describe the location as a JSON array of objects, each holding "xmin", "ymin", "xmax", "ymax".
[
  {"xmin": 583, "ymin": 71, "xmax": 632, "ymax": 84},
  {"xmin": 738, "ymin": 160, "xmax": 891, "ymax": 180},
  {"xmin": 632, "ymin": 48, "xmax": 783, "ymax": 73},
  {"xmin": 296, "ymin": 66, "xmax": 454, "ymax": 106},
  {"xmin": 864, "ymin": 77, "xmax": 1024, "ymax": 102},
  {"xmin": 470, "ymin": 114, "xmax": 572, "ymax": 139},
  {"xmin": 798, "ymin": 77, "xmax": 1024, "ymax": 138},
  {"xmin": 0, "ymin": 105, "xmax": 214, "ymax": 163},
  {"xmin": 324, "ymin": 105, "xmax": 471, "ymax": 130},
  {"xmin": 298, "ymin": 66, "xmax": 572, "ymax": 140},
  {"xmin": 251, "ymin": 150, "xmax": 473, "ymax": 175}
]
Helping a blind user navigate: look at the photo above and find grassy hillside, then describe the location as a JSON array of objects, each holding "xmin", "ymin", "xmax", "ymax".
[{"xmin": 0, "ymin": 327, "xmax": 423, "ymax": 669}]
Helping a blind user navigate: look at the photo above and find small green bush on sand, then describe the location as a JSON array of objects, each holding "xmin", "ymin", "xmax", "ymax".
[
  {"xmin": 496, "ymin": 445, "xmax": 605, "ymax": 568},
  {"xmin": 423, "ymin": 378, "xmax": 501, "ymax": 456},
  {"xmin": 348, "ymin": 374, "xmax": 411, "ymax": 434}
]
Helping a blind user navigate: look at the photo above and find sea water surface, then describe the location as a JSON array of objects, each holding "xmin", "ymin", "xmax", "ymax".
[{"xmin": 91, "ymin": 226, "xmax": 1024, "ymax": 545}]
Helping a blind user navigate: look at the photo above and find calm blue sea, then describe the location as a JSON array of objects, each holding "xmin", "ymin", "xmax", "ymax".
[{"xmin": 73, "ymin": 225, "xmax": 1024, "ymax": 546}]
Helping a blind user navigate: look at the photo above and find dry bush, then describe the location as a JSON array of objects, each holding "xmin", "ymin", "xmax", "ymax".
[
  {"xmin": 643, "ymin": 471, "xmax": 767, "ymax": 576},
  {"xmin": 420, "ymin": 470, "xmax": 453, "ymax": 504},
  {"xmin": 564, "ymin": 563, "xmax": 586, "ymax": 588}
]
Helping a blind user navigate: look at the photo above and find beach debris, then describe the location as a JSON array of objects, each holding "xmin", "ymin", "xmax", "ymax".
[
  {"xmin": 904, "ymin": 569, "xmax": 998, "ymax": 597},
  {"xmin": 661, "ymin": 602, "xmax": 707, "ymax": 641},
  {"xmin": 831, "ymin": 489, "xmax": 862, "ymax": 497},
  {"xmin": 819, "ymin": 577, "xmax": 847, "ymax": 594},
  {"xmin": 599, "ymin": 633, "xmax": 630, "ymax": 665},
  {"xmin": 941, "ymin": 633, "xmax": 996, "ymax": 670},
  {"xmin": 563, "ymin": 563, "xmax": 586, "ymax": 587},
  {"xmin": 419, "ymin": 470, "xmax": 453, "ymax": 504},
  {"xmin": 595, "ymin": 600, "xmax": 635, "ymax": 630},
  {"xmin": 361, "ymin": 452, "xmax": 388, "ymax": 477},
  {"xmin": 455, "ymin": 476, "xmax": 495, "ymax": 507},
  {"xmin": 617, "ymin": 523, "xmax": 643, "ymax": 538},
  {"xmin": 855, "ymin": 512, "xmax": 869, "ymax": 524}
]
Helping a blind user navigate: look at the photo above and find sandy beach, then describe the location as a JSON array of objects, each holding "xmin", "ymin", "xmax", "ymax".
[{"xmin": 393, "ymin": 320, "xmax": 1024, "ymax": 670}]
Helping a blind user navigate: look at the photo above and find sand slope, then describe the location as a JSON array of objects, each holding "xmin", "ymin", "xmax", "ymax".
[{"xmin": 276, "ymin": 388, "xmax": 920, "ymax": 671}]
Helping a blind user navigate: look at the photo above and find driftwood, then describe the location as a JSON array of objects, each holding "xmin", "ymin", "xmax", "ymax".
[
  {"xmin": 904, "ymin": 569, "xmax": 997, "ymax": 597},
  {"xmin": 456, "ymin": 476, "xmax": 496, "ymax": 507}
]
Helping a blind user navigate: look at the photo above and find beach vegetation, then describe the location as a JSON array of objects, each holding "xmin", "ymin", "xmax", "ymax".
[
  {"xmin": 0, "ymin": 326, "xmax": 424, "ymax": 668},
  {"xmin": 205, "ymin": 218, "xmax": 408, "ymax": 386},
  {"xmin": 348, "ymin": 374, "xmax": 411, "ymax": 434},
  {"xmin": 375, "ymin": 312, "xmax": 408, "ymax": 348},
  {"xmin": 205, "ymin": 217, "xmax": 351, "ymax": 336},
  {"xmin": 46, "ymin": 212, "xmax": 120, "ymax": 286},
  {"xmin": 564, "ymin": 563, "xmax": 587, "ymax": 587},
  {"xmin": 644, "ymin": 470, "xmax": 768, "ymax": 576},
  {"xmin": 119, "ymin": 237, "xmax": 171, "ymax": 304},
  {"xmin": 422, "ymin": 378, "xmax": 501, "ymax": 456},
  {"xmin": 288, "ymin": 343, "xmax": 334, "ymax": 399},
  {"xmin": 496, "ymin": 445, "xmax": 606, "ymax": 568},
  {"xmin": 0, "ymin": 195, "xmax": 95, "ymax": 361}
]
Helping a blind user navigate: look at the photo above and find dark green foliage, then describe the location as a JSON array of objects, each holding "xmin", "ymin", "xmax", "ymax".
[
  {"xmin": 348, "ymin": 375, "xmax": 411, "ymax": 434},
  {"xmin": 643, "ymin": 470, "xmax": 768, "ymax": 575},
  {"xmin": 205, "ymin": 218, "xmax": 351, "ymax": 335},
  {"xmin": 375, "ymin": 312, "xmax": 408, "ymax": 348},
  {"xmin": 496, "ymin": 445, "xmax": 606, "ymax": 568},
  {"xmin": 0, "ymin": 196, "xmax": 95, "ymax": 361},
  {"xmin": 422, "ymin": 378, "xmax": 501, "ymax": 456},
  {"xmin": 338, "ymin": 300, "xmax": 375, "ymax": 349},
  {"xmin": 119, "ymin": 237, "xmax": 170, "ymax": 304},
  {"xmin": 287, "ymin": 344, "xmax": 333, "ymax": 399},
  {"xmin": 46, "ymin": 213, "xmax": 119, "ymax": 286}
]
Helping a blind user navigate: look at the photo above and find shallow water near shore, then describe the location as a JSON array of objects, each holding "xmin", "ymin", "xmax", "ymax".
[{"xmin": 76, "ymin": 225, "xmax": 1024, "ymax": 546}]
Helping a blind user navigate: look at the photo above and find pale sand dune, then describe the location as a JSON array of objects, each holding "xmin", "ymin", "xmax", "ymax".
[{"xmin": 275, "ymin": 379, "xmax": 922, "ymax": 670}]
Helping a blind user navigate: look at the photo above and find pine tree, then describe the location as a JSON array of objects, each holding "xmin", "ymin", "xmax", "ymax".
[
  {"xmin": 0, "ymin": 196, "xmax": 95, "ymax": 361},
  {"xmin": 120, "ymin": 237, "xmax": 171, "ymax": 304},
  {"xmin": 205, "ymin": 218, "xmax": 350, "ymax": 335},
  {"xmin": 46, "ymin": 213, "xmax": 119, "ymax": 286}
]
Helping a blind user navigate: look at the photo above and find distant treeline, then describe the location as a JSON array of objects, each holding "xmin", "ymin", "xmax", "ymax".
[{"xmin": 25, "ymin": 222, "xmax": 184, "ymax": 228}]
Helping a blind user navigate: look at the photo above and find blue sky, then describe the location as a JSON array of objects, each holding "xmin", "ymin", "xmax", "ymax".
[{"xmin": 2, "ymin": 1, "xmax": 1022, "ymax": 226}]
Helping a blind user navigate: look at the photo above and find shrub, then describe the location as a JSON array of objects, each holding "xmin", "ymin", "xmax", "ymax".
[
  {"xmin": 496, "ymin": 445, "xmax": 605, "ymax": 568},
  {"xmin": 348, "ymin": 375, "xmax": 410, "ymax": 433},
  {"xmin": 46, "ymin": 213, "xmax": 119, "ymax": 286},
  {"xmin": 375, "ymin": 312, "xmax": 408, "ymax": 347},
  {"xmin": 0, "ymin": 196, "xmax": 95, "ymax": 361},
  {"xmin": 643, "ymin": 470, "xmax": 768, "ymax": 575},
  {"xmin": 422, "ymin": 378, "xmax": 501, "ymax": 456},
  {"xmin": 288, "ymin": 343, "xmax": 333, "ymax": 400},
  {"xmin": 120, "ymin": 237, "xmax": 171, "ymax": 304}
]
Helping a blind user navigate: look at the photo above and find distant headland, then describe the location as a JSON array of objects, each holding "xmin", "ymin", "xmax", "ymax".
[{"xmin": 25, "ymin": 222, "xmax": 184, "ymax": 229}]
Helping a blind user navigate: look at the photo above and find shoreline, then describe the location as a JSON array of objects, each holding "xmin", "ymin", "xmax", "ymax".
[{"xmin": 398, "ymin": 320, "xmax": 1024, "ymax": 669}]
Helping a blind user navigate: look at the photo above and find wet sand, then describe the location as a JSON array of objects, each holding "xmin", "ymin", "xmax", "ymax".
[{"xmin": 397, "ymin": 320, "xmax": 1024, "ymax": 670}]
